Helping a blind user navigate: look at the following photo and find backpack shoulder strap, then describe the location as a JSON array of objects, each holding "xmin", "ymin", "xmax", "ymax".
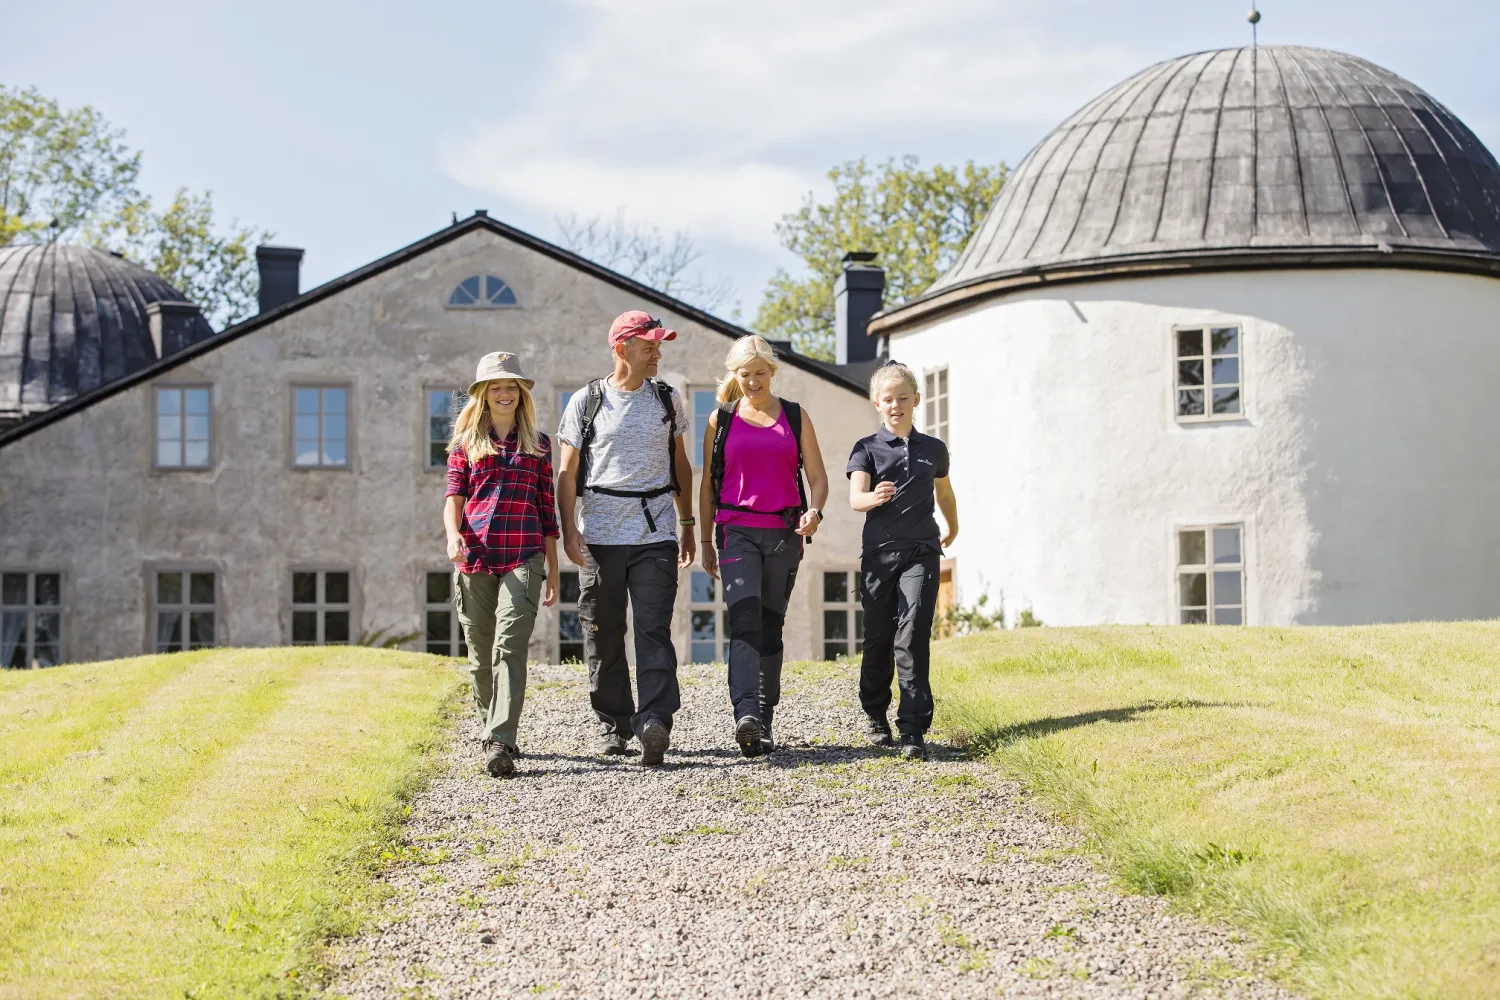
[
  {"xmin": 710, "ymin": 399, "xmax": 736, "ymax": 506},
  {"xmin": 779, "ymin": 398, "xmax": 810, "ymax": 515},
  {"xmin": 575, "ymin": 378, "xmax": 606, "ymax": 491},
  {"xmin": 648, "ymin": 378, "xmax": 681, "ymax": 495}
]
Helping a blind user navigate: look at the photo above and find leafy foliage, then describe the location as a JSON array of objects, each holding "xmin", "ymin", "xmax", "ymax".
[
  {"xmin": 934, "ymin": 591, "xmax": 1007, "ymax": 640},
  {"xmin": 556, "ymin": 211, "xmax": 734, "ymax": 314},
  {"xmin": 755, "ymin": 156, "xmax": 1007, "ymax": 359}
]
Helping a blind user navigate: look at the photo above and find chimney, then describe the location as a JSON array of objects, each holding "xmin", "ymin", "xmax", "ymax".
[
  {"xmin": 834, "ymin": 251, "xmax": 885, "ymax": 365},
  {"xmin": 256, "ymin": 245, "xmax": 304, "ymax": 314},
  {"xmin": 147, "ymin": 300, "xmax": 206, "ymax": 358}
]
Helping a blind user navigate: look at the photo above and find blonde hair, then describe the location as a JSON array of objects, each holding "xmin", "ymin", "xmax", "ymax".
[
  {"xmin": 716, "ymin": 335, "xmax": 780, "ymax": 404},
  {"xmin": 868, "ymin": 361, "xmax": 920, "ymax": 402},
  {"xmin": 448, "ymin": 379, "xmax": 541, "ymax": 461}
]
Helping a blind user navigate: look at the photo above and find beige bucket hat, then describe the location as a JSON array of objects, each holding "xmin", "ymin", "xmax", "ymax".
[{"xmin": 467, "ymin": 351, "xmax": 535, "ymax": 396}]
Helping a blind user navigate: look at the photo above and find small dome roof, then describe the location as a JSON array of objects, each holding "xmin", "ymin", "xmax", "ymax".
[
  {"xmin": 0, "ymin": 243, "xmax": 213, "ymax": 421},
  {"xmin": 886, "ymin": 46, "xmax": 1500, "ymax": 326}
]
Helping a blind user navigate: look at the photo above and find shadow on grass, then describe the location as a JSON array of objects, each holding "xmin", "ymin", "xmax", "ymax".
[{"xmin": 962, "ymin": 700, "xmax": 1243, "ymax": 756}]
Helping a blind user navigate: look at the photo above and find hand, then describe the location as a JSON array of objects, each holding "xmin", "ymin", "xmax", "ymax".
[
  {"xmin": 870, "ymin": 481, "xmax": 898, "ymax": 507},
  {"xmin": 678, "ymin": 526, "xmax": 697, "ymax": 569},
  {"xmin": 942, "ymin": 527, "xmax": 958, "ymax": 548},
  {"xmin": 563, "ymin": 530, "xmax": 585, "ymax": 568},
  {"xmin": 542, "ymin": 571, "xmax": 559, "ymax": 608},
  {"xmin": 701, "ymin": 542, "xmax": 718, "ymax": 579},
  {"xmin": 446, "ymin": 534, "xmax": 466, "ymax": 564},
  {"xmin": 795, "ymin": 508, "xmax": 821, "ymax": 537}
]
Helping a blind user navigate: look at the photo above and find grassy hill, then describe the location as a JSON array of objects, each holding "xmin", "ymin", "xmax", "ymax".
[
  {"xmin": 0, "ymin": 647, "xmax": 461, "ymax": 999},
  {"xmin": 933, "ymin": 623, "xmax": 1500, "ymax": 1000}
]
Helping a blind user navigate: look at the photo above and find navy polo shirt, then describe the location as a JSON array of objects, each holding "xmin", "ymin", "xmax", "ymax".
[{"xmin": 846, "ymin": 426, "xmax": 950, "ymax": 553}]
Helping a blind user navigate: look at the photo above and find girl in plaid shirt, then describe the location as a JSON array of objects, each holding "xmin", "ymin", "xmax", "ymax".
[{"xmin": 443, "ymin": 352, "xmax": 560, "ymax": 778}]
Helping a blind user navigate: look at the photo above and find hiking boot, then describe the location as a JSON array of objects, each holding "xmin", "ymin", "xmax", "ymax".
[
  {"xmin": 864, "ymin": 715, "xmax": 895, "ymax": 747},
  {"xmin": 897, "ymin": 732, "xmax": 928, "ymax": 762},
  {"xmin": 640, "ymin": 719, "xmax": 670, "ymax": 766},
  {"xmin": 759, "ymin": 706, "xmax": 776, "ymax": 754},
  {"xmin": 483, "ymin": 740, "xmax": 514, "ymax": 778},
  {"xmin": 599, "ymin": 733, "xmax": 638, "ymax": 757},
  {"xmin": 735, "ymin": 715, "xmax": 765, "ymax": 758},
  {"xmin": 502, "ymin": 743, "xmax": 521, "ymax": 759}
]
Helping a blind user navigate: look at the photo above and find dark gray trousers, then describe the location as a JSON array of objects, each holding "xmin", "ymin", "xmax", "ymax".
[
  {"xmin": 580, "ymin": 541, "xmax": 681, "ymax": 738},
  {"xmin": 719, "ymin": 525, "xmax": 803, "ymax": 721},
  {"xmin": 859, "ymin": 546, "xmax": 941, "ymax": 736}
]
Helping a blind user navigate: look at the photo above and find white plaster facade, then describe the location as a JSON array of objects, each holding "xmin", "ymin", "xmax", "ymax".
[
  {"xmin": 887, "ymin": 267, "xmax": 1500, "ymax": 626},
  {"xmin": 0, "ymin": 221, "xmax": 877, "ymax": 665}
]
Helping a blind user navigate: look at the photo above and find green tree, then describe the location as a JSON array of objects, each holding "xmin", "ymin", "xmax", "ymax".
[
  {"xmin": 2, "ymin": 84, "xmax": 270, "ymax": 327},
  {"xmin": 755, "ymin": 156, "xmax": 1007, "ymax": 359}
]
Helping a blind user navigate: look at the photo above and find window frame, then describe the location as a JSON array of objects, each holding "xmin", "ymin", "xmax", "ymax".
[
  {"xmin": 820, "ymin": 568, "xmax": 864, "ymax": 661},
  {"xmin": 1174, "ymin": 523, "xmax": 1247, "ymax": 625},
  {"xmin": 686, "ymin": 568, "xmax": 728, "ymax": 664},
  {"xmin": 286, "ymin": 567, "xmax": 359, "ymax": 645},
  {"xmin": 923, "ymin": 367, "xmax": 949, "ymax": 442},
  {"xmin": 152, "ymin": 383, "xmax": 215, "ymax": 471},
  {"xmin": 423, "ymin": 386, "xmax": 465, "ymax": 471},
  {"xmin": 422, "ymin": 569, "xmax": 468, "ymax": 657},
  {"xmin": 148, "ymin": 566, "xmax": 221, "ymax": 653},
  {"xmin": 289, "ymin": 383, "xmax": 354, "ymax": 471},
  {"xmin": 1172, "ymin": 324, "xmax": 1244, "ymax": 424},
  {"xmin": 556, "ymin": 568, "xmax": 584, "ymax": 663},
  {"xmin": 688, "ymin": 387, "xmax": 719, "ymax": 469},
  {"xmin": 1, "ymin": 568, "xmax": 65, "ymax": 668},
  {"xmin": 444, "ymin": 274, "xmax": 521, "ymax": 310}
]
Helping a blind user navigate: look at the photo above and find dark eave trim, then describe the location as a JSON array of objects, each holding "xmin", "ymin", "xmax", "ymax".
[
  {"xmin": 868, "ymin": 246, "xmax": 1500, "ymax": 335},
  {"xmin": 0, "ymin": 214, "xmax": 863, "ymax": 449}
]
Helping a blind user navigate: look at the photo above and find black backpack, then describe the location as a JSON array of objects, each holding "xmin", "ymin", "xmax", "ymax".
[
  {"xmin": 575, "ymin": 377, "xmax": 680, "ymax": 533},
  {"xmin": 709, "ymin": 397, "xmax": 811, "ymax": 541}
]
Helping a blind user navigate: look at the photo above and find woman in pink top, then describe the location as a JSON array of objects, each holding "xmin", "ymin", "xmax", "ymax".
[{"xmin": 698, "ymin": 335, "xmax": 830, "ymax": 756}]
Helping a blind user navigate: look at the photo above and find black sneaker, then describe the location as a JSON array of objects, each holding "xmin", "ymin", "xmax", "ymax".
[
  {"xmin": 864, "ymin": 715, "xmax": 895, "ymax": 747},
  {"xmin": 483, "ymin": 741, "xmax": 514, "ymax": 778},
  {"xmin": 897, "ymin": 732, "xmax": 928, "ymax": 762},
  {"xmin": 599, "ymin": 733, "xmax": 638, "ymax": 757},
  {"xmin": 735, "ymin": 716, "xmax": 765, "ymax": 758},
  {"xmin": 640, "ymin": 719, "xmax": 670, "ymax": 766}
]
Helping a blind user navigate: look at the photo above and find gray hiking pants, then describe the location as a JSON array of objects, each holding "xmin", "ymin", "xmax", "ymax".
[
  {"xmin": 455, "ymin": 552, "xmax": 546, "ymax": 747},
  {"xmin": 718, "ymin": 524, "xmax": 803, "ymax": 721},
  {"xmin": 580, "ymin": 541, "xmax": 682, "ymax": 737}
]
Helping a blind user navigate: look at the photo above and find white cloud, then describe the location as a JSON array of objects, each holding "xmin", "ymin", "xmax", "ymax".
[{"xmin": 439, "ymin": 0, "xmax": 1140, "ymax": 249}]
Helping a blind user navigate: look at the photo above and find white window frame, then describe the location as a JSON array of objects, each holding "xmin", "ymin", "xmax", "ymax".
[
  {"xmin": 1173, "ymin": 325, "xmax": 1243, "ymax": 423},
  {"xmin": 289, "ymin": 568, "xmax": 356, "ymax": 645},
  {"xmin": 1176, "ymin": 524, "xmax": 1246, "ymax": 625},
  {"xmin": 422, "ymin": 570, "xmax": 468, "ymax": 657},
  {"xmin": 923, "ymin": 367, "xmax": 949, "ymax": 441},
  {"xmin": 821, "ymin": 568, "xmax": 864, "ymax": 660},
  {"xmin": 425, "ymin": 387, "xmax": 464, "ymax": 470},
  {"xmin": 2, "ymin": 570, "xmax": 64, "ymax": 668},
  {"xmin": 445, "ymin": 274, "xmax": 521, "ymax": 310},
  {"xmin": 687, "ymin": 568, "xmax": 727, "ymax": 664},
  {"xmin": 557, "ymin": 568, "xmax": 584, "ymax": 663},
  {"xmin": 154, "ymin": 384, "xmax": 213, "ymax": 470},
  {"xmin": 151, "ymin": 568, "xmax": 220, "ymax": 653},
  {"xmin": 290, "ymin": 384, "xmax": 352, "ymax": 469},
  {"xmin": 688, "ymin": 386, "xmax": 719, "ymax": 469}
]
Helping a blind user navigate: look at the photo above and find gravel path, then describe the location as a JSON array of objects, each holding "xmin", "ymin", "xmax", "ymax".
[{"xmin": 325, "ymin": 661, "xmax": 1295, "ymax": 999}]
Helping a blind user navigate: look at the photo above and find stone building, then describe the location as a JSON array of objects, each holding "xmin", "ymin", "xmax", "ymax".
[
  {"xmin": 0, "ymin": 215, "xmax": 883, "ymax": 668},
  {"xmin": 870, "ymin": 46, "xmax": 1500, "ymax": 626}
]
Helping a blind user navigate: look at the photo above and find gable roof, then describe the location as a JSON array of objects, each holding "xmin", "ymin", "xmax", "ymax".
[{"xmin": 0, "ymin": 212, "xmax": 864, "ymax": 449}]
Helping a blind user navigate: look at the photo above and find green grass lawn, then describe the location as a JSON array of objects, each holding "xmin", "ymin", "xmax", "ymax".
[
  {"xmin": 0, "ymin": 647, "xmax": 462, "ymax": 999},
  {"xmin": 932, "ymin": 623, "xmax": 1500, "ymax": 1000}
]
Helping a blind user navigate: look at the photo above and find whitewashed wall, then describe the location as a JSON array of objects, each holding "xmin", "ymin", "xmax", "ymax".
[{"xmin": 887, "ymin": 267, "xmax": 1500, "ymax": 626}]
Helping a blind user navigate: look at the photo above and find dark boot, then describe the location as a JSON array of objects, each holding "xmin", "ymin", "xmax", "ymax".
[
  {"xmin": 759, "ymin": 705, "xmax": 776, "ymax": 754},
  {"xmin": 735, "ymin": 715, "xmax": 764, "ymax": 758}
]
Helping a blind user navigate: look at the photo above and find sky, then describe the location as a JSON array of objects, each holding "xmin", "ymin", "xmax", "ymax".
[{"xmin": 3, "ymin": 0, "xmax": 1497, "ymax": 321}]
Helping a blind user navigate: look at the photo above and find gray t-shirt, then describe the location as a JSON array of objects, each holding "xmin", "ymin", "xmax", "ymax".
[{"xmin": 557, "ymin": 378, "xmax": 688, "ymax": 546}]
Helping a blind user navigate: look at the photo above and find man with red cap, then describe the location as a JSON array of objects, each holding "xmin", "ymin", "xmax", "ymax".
[{"xmin": 556, "ymin": 310, "xmax": 695, "ymax": 765}]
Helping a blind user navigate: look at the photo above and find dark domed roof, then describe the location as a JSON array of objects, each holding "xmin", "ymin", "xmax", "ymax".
[
  {"xmin": 880, "ymin": 46, "xmax": 1500, "ymax": 328},
  {"xmin": 0, "ymin": 243, "xmax": 213, "ymax": 423}
]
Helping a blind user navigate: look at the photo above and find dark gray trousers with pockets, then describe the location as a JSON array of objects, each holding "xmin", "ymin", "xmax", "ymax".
[
  {"xmin": 859, "ymin": 546, "xmax": 941, "ymax": 736},
  {"xmin": 719, "ymin": 524, "xmax": 803, "ymax": 722},
  {"xmin": 579, "ymin": 541, "xmax": 681, "ymax": 738}
]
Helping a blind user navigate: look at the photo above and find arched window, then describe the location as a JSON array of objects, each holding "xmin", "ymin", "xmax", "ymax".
[{"xmin": 448, "ymin": 275, "xmax": 518, "ymax": 308}]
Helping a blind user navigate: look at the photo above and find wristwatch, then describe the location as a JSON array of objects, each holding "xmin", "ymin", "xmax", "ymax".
[
  {"xmin": 680, "ymin": 517, "xmax": 696, "ymax": 527},
  {"xmin": 808, "ymin": 507, "xmax": 824, "ymax": 522}
]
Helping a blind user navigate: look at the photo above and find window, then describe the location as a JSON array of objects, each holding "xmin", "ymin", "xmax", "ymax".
[
  {"xmin": 426, "ymin": 389, "xmax": 464, "ymax": 468},
  {"xmin": 1176, "ymin": 327, "xmax": 1241, "ymax": 420},
  {"xmin": 557, "ymin": 570, "xmax": 583, "ymax": 662},
  {"xmin": 155, "ymin": 386, "xmax": 211, "ymax": 468},
  {"xmin": 290, "ymin": 570, "xmax": 353, "ymax": 644},
  {"xmin": 822, "ymin": 570, "xmax": 864, "ymax": 660},
  {"xmin": 424, "ymin": 572, "xmax": 469, "ymax": 657},
  {"xmin": 448, "ymin": 274, "xmax": 518, "ymax": 308},
  {"xmin": 2, "ymin": 571, "xmax": 61, "ymax": 668},
  {"xmin": 153, "ymin": 570, "xmax": 218, "ymax": 652},
  {"xmin": 293, "ymin": 387, "xmax": 349, "ymax": 467},
  {"xmin": 688, "ymin": 569, "xmax": 727, "ymax": 663},
  {"xmin": 923, "ymin": 368, "xmax": 949, "ymax": 441},
  {"xmin": 690, "ymin": 389, "xmax": 718, "ymax": 468},
  {"xmin": 1177, "ymin": 525, "xmax": 1245, "ymax": 625}
]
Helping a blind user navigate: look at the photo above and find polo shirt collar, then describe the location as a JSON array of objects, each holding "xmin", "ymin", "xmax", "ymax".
[{"xmin": 876, "ymin": 425, "xmax": 911, "ymax": 444}]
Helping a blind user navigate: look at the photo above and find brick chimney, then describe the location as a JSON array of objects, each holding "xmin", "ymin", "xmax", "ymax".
[
  {"xmin": 834, "ymin": 251, "xmax": 885, "ymax": 365},
  {"xmin": 256, "ymin": 245, "xmax": 304, "ymax": 314}
]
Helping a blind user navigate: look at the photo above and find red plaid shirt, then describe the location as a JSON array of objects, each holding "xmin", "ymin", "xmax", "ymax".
[{"xmin": 446, "ymin": 429, "xmax": 560, "ymax": 577}]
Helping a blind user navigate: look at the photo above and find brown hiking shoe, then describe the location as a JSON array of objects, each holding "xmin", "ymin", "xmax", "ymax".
[{"xmin": 483, "ymin": 741, "xmax": 514, "ymax": 778}]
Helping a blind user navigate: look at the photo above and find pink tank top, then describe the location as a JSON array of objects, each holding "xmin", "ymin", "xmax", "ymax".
[{"xmin": 715, "ymin": 407, "xmax": 801, "ymax": 529}]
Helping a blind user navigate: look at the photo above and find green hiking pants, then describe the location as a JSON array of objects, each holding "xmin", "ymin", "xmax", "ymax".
[{"xmin": 455, "ymin": 552, "xmax": 545, "ymax": 747}]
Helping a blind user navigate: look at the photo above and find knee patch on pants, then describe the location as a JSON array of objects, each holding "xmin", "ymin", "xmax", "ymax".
[
  {"xmin": 759, "ymin": 607, "xmax": 786, "ymax": 656},
  {"xmin": 728, "ymin": 597, "xmax": 763, "ymax": 651}
]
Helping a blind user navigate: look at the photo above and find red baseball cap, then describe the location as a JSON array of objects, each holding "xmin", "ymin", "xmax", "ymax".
[{"xmin": 608, "ymin": 310, "xmax": 677, "ymax": 349}]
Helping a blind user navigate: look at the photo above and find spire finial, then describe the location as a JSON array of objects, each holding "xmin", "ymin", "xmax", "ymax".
[{"xmin": 1248, "ymin": 3, "xmax": 1261, "ymax": 47}]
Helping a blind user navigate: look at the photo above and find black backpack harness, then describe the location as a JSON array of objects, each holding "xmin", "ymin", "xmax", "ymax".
[
  {"xmin": 709, "ymin": 397, "xmax": 812, "ymax": 544},
  {"xmin": 576, "ymin": 377, "xmax": 680, "ymax": 534}
]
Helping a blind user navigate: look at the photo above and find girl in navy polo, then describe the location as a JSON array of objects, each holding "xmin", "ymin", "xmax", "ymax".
[
  {"xmin": 443, "ymin": 352, "xmax": 560, "ymax": 778},
  {"xmin": 846, "ymin": 361, "xmax": 959, "ymax": 761}
]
